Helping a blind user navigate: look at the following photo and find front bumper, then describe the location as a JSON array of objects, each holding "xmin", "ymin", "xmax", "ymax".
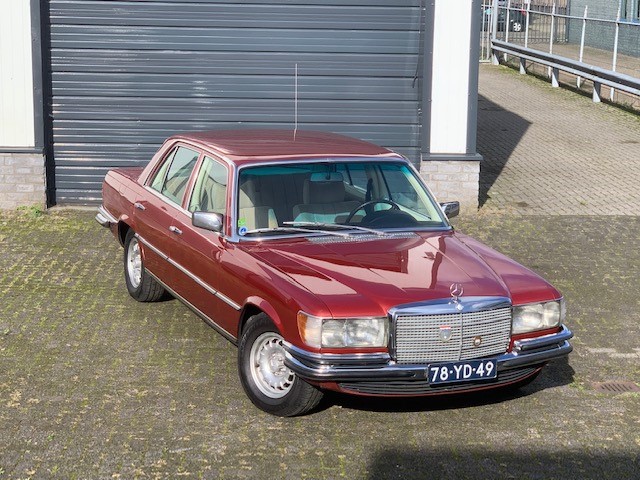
[{"xmin": 283, "ymin": 325, "xmax": 573, "ymax": 383}]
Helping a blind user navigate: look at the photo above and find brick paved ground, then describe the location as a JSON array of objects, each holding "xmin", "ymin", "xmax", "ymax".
[
  {"xmin": 0, "ymin": 210, "xmax": 638, "ymax": 479},
  {"xmin": 477, "ymin": 64, "xmax": 640, "ymax": 215}
]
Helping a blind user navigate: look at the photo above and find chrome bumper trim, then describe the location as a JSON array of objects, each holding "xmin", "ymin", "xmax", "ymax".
[
  {"xmin": 95, "ymin": 205, "xmax": 118, "ymax": 228},
  {"xmin": 513, "ymin": 325, "xmax": 574, "ymax": 352},
  {"xmin": 283, "ymin": 326, "xmax": 573, "ymax": 382}
]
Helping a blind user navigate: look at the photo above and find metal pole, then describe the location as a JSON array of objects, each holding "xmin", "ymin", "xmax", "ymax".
[
  {"xmin": 491, "ymin": 0, "xmax": 500, "ymax": 64},
  {"xmin": 491, "ymin": 0, "xmax": 499, "ymax": 42},
  {"xmin": 611, "ymin": 6, "xmax": 621, "ymax": 101},
  {"xmin": 521, "ymin": 0, "xmax": 531, "ymax": 74},
  {"xmin": 524, "ymin": 0, "xmax": 531, "ymax": 48},
  {"xmin": 504, "ymin": 0, "xmax": 512, "ymax": 62},
  {"xmin": 548, "ymin": 3, "xmax": 556, "ymax": 78},
  {"xmin": 577, "ymin": 6, "xmax": 587, "ymax": 88}
]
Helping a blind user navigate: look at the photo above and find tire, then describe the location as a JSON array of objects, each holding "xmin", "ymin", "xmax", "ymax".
[
  {"xmin": 238, "ymin": 313, "xmax": 323, "ymax": 417},
  {"xmin": 511, "ymin": 21, "xmax": 523, "ymax": 32},
  {"xmin": 123, "ymin": 229, "xmax": 165, "ymax": 302}
]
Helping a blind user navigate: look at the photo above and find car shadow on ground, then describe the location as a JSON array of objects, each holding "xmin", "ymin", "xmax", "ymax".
[
  {"xmin": 476, "ymin": 94, "xmax": 531, "ymax": 207},
  {"xmin": 316, "ymin": 357, "xmax": 574, "ymax": 415},
  {"xmin": 366, "ymin": 446, "xmax": 638, "ymax": 480}
]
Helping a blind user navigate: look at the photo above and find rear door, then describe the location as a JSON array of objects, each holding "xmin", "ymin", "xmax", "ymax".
[{"xmin": 133, "ymin": 145, "xmax": 201, "ymax": 282}]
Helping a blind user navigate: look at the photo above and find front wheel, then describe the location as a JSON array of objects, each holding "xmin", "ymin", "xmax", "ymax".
[
  {"xmin": 238, "ymin": 313, "xmax": 323, "ymax": 416},
  {"xmin": 124, "ymin": 229, "xmax": 166, "ymax": 302}
]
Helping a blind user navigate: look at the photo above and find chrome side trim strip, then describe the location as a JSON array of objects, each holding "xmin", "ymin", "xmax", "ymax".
[
  {"xmin": 138, "ymin": 235, "xmax": 169, "ymax": 260},
  {"xmin": 214, "ymin": 291, "xmax": 241, "ymax": 311},
  {"xmin": 145, "ymin": 270, "xmax": 237, "ymax": 345},
  {"xmin": 136, "ymin": 234, "xmax": 241, "ymax": 311}
]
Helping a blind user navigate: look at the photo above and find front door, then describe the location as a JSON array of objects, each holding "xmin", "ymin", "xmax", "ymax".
[{"xmin": 170, "ymin": 155, "xmax": 238, "ymax": 337}]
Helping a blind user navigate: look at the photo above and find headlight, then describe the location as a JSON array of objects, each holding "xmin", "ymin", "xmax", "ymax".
[
  {"xmin": 512, "ymin": 299, "xmax": 565, "ymax": 334},
  {"xmin": 297, "ymin": 311, "xmax": 388, "ymax": 348}
]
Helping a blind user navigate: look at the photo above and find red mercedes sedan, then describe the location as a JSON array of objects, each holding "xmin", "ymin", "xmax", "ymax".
[{"xmin": 97, "ymin": 130, "xmax": 572, "ymax": 416}]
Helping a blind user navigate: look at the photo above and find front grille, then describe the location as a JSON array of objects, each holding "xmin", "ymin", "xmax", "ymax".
[{"xmin": 394, "ymin": 307, "xmax": 511, "ymax": 364}]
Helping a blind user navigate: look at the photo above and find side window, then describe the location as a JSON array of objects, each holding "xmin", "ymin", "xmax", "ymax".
[
  {"xmin": 150, "ymin": 146, "xmax": 199, "ymax": 205},
  {"xmin": 150, "ymin": 148, "xmax": 176, "ymax": 192},
  {"xmin": 188, "ymin": 156, "xmax": 228, "ymax": 214}
]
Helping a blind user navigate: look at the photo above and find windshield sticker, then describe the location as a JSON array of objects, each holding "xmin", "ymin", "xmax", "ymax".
[{"xmin": 238, "ymin": 218, "xmax": 247, "ymax": 236}]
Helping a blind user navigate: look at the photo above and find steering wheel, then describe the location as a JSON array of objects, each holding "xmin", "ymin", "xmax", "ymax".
[{"xmin": 344, "ymin": 199, "xmax": 400, "ymax": 224}]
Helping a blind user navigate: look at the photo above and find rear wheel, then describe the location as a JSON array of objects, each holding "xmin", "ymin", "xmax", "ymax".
[
  {"xmin": 124, "ymin": 229, "xmax": 165, "ymax": 302},
  {"xmin": 238, "ymin": 313, "xmax": 323, "ymax": 416}
]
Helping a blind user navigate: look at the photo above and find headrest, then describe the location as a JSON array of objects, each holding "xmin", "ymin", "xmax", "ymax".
[
  {"xmin": 239, "ymin": 178, "xmax": 257, "ymax": 208},
  {"xmin": 303, "ymin": 172, "xmax": 345, "ymax": 204}
]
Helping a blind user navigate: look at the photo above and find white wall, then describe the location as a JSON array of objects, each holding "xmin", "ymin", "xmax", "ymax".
[
  {"xmin": 429, "ymin": 0, "xmax": 473, "ymax": 155},
  {"xmin": 0, "ymin": 0, "xmax": 35, "ymax": 148}
]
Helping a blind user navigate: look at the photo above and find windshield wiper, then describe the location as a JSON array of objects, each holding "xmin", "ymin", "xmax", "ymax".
[
  {"xmin": 242, "ymin": 226, "xmax": 349, "ymax": 237},
  {"xmin": 282, "ymin": 221, "xmax": 387, "ymax": 236}
]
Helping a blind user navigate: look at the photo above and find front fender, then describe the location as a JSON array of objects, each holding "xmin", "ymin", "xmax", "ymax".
[{"xmin": 239, "ymin": 296, "xmax": 285, "ymax": 338}]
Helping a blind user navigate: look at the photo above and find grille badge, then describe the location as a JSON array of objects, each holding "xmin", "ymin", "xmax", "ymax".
[
  {"xmin": 473, "ymin": 336, "xmax": 483, "ymax": 347},
  {"xmin": 439, "ymin": 325, "xmax": 453, "ymax": 342}
]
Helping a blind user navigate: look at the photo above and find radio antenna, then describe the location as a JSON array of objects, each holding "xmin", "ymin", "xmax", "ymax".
[{"xmin": 294, "ymin": 63, "xmax": 298, "ymax": 141}]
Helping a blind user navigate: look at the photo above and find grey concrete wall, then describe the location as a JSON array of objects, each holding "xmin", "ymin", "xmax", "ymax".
[{"xmin": 0, "ymin": 154, "xmax": 46, "ymax": 209}]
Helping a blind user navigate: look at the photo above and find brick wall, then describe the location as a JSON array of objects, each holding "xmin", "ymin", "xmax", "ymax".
[
  {"xmin": 0, "ymin": 153, "xmax": 46, "ymax": 209},
  {"xmin": 420, "ymin": 160, "xmax": 480, "ymax": 213}
]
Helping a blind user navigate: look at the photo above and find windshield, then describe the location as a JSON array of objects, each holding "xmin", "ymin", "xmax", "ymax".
[{"xmin": 236, "ymin": 159, "xmax": 448, "ymax": 237}]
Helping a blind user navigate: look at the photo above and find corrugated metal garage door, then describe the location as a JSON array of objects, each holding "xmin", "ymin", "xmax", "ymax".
[{"xmin": 47, "ymin": 0, "xmax": 422, "ymax": 204}]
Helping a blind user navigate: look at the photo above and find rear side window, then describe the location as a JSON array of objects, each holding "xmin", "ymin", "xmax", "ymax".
[{"xmin": 149, "ymin": 146, "xmax": 200, "ymax": 205}]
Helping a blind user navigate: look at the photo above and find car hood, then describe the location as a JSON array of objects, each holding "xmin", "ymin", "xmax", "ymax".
[{"xmin": 243, "ymin": 231, "xmax": 559, "ymax": 317}]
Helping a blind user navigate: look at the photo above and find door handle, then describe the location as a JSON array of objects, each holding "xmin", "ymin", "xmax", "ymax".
[
  {"xmin": 169, "ymin": 225, "xmax": 183, "ymax": 235},
  {"xmin": 134, "ymin": 202, "xmax": 146, "ymax": 211}
]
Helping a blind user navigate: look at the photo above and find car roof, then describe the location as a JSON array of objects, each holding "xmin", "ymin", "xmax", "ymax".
[{"xmin": 169, "ymin": 129, "xmax": 403, "ymax": 164}]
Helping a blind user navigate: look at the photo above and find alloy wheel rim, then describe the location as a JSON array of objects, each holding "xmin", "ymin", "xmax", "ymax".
[
  {"xmin": 249, "ymin": 332, "xmax": 295, "ymax": 399},
  {"xmin": 127, "ymin": 238, "xmax": 142, "ymax": 288}
]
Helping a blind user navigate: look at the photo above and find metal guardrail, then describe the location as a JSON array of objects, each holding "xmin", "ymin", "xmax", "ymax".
[
  {"xmin": 491, "ymin": 39, "xmax": 640, "ymax": 102},
  {"xmin": 487, "ymin": 0, "xmax": 640, "ymax": 104}
]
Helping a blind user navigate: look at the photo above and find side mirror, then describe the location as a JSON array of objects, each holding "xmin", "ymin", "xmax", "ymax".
[
  {"xmin": 192, "ymin": 211, "xmax": 224, "ymax": 233},
  {"xmin": 439, "ymin": 201, "xmax": 460, "ymax": 219}
]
